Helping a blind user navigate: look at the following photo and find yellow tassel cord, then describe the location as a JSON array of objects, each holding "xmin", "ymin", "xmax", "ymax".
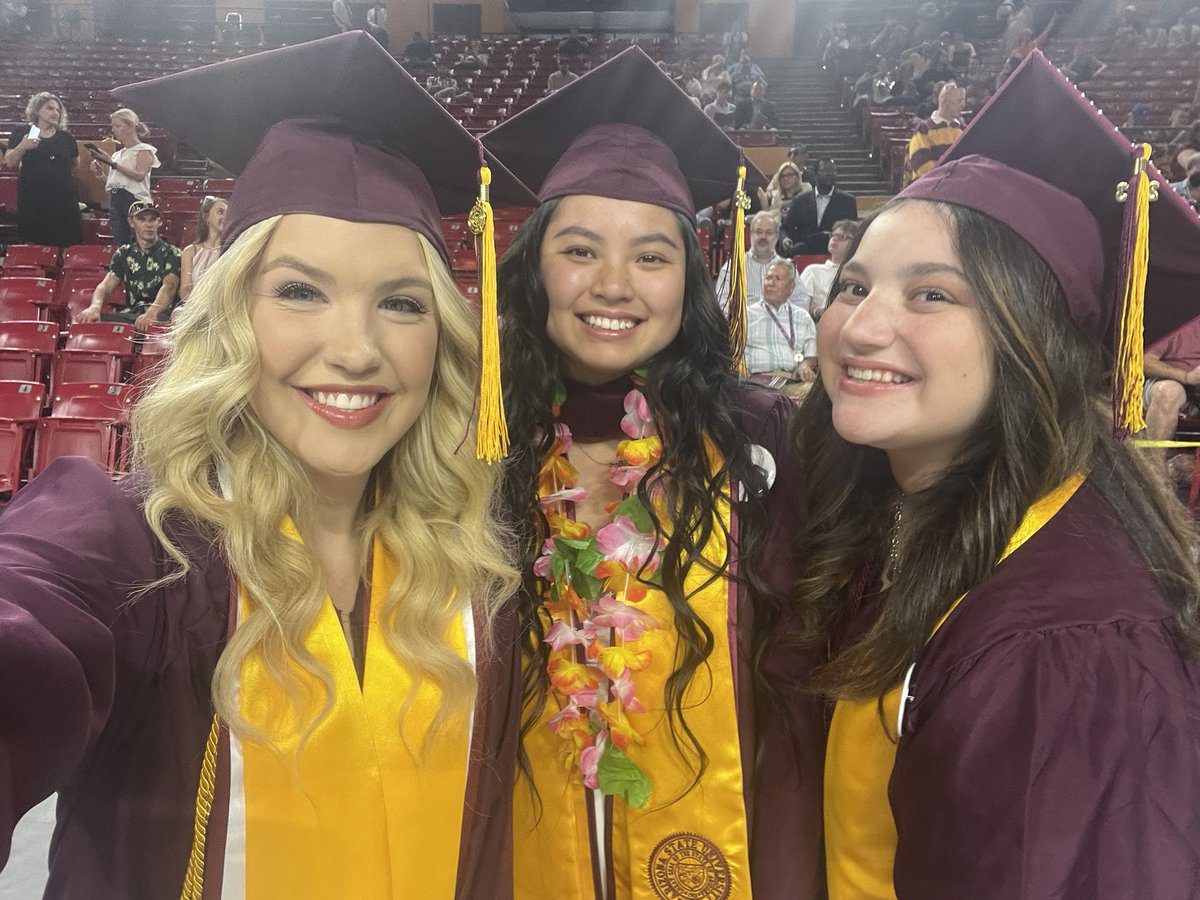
[
  {"xmin": 179, "ymin": 714, "xmax": 220, "ymax": 900},
  {"xmin": 470, "ymin": 163, "xmax": 509, "ymax": 462},
  {"xmin": 1112, "ymin": 143, "xmax": 1156, "ymax": 438},
  {"xmin": 727, "ymin": 165, "xmax": 752, "ymax": 375}
]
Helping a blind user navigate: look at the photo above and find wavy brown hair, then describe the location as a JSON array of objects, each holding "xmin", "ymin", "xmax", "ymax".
[{"xmin": 792, "ymin": 199, "xmax": 1200, "ymax": 701}]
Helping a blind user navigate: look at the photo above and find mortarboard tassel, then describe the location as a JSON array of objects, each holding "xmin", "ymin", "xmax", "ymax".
[
  {"xmin": 470, "ymin": 152, "xmax": 509, "ymax": 462},
  {"xmin": 727, "ymin": 164, "xmax": 751, "ymax": 375},
  {"xmin": 1112, "ymin": 143, "xmax": 1156, "ymax": 439}
]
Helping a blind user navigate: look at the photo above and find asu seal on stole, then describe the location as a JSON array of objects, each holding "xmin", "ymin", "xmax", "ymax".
[{"xmin": 647, "ymin": 832, "xmax": 732, "ymax": 900}]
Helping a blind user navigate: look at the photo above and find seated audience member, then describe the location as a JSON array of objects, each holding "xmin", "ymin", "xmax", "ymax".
[
  {"xmin": 1142, "ymin": 16, "xmax": 1169, "ymax": 51},
  {"xmin": 704, "ymin": 81, "xmax": 737, "ymax": 127},
  {"xmin": 546, "ymin": 59, "xmax": 578, "ymax": 94},
  {"xmin": 757, "ymin": 160, "xmax": 809, "ymax": 218},
  {"xmin": 403, "ymin": 31, "xmax": 433, "ymax": 63},
  {"xmin": 872, "ymin": 19, "xmax": 911, "ymax": 57},
  {"xmin": 797, "ymin": 219, "xmax": 858, "ymax": 319},
  {"xmin": 1061, "ymin": 44, "xmax": 1107, "ymax": 84},
  {"xmin": 913, "ymin": 0, "xmax": 943, "ymax": 41},
  {"xmin": 365, "ymin": 4, "xmax": 387, "ymax": 48},
  {"xmin": 676, "ymin": 60, "xmax": 703, "ymax": 98},
  {"xmin": 1168, "ymin": 119, "xmax": 1200, "ymax": 173},
  {"xmin": 1168, "ymin": 9, "xmax": 1200, "ymax": 49},
  {"xmin": 1172, "ymin": 152, "xmax": 1200, "ymax": 209},
  {"xmin": 735, "ymin": 80, "xmax": 778, "ymax": 129},
  {"xmin": 854, "ymin": 57, "xmax": 898, "ymax": 109},
  {"xmin": 787, "ymin": 144, "xmax": 817, "ymax": 185},
  {"xmin": 715, "ymin": 212, "xmax": 803, "ymax": 308},
  {"xmin": 701, "ymin": 54, "xmax": 727, "ymax": 91},
  {"xmin": 947, "ymin": 30, "xmax": 976, "ymax": 71},
  {"xmin": 179, "ymin": 195, "xmax": 226, "ymax": 302},
  {"xmin": 79, "ymin": 200, "xmax": 180, "ymax": 330},
  {"xmin": 904, "ymin": 81, "xmax": 966, "ymax": 185},
  {"xmin": 745, "ymin": 260, "xmax": 818, "ymax": 398},
  {"xmin": 558, "ymin": 25, "xmax": 588, "ymax": 57},
  {"xmin": 727, "ymin": 51, "xmax": 766, "ymax": 92},
  {"xmin": 779, "ymin": 159, "xmax": 858, "ymax": 255},
  {"xmin": 1143, "ymin": 317, "xmax": 1200, "ymax": 446}
]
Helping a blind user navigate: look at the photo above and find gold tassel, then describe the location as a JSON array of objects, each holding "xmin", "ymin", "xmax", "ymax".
[
  {"xmin": 469, "ymin": 162, "xmax": 509, "ymax": 462},
  {"xmin": 727, "ymin": 164, "xmax": 751, "ymax": 375},
  {"xmin": 179, "ymin": 714, "xmax": 220, "ymax": 900},
  {"xmin": 1112, "ymin": 143, "xmax": 1156, "ymax": 438}
]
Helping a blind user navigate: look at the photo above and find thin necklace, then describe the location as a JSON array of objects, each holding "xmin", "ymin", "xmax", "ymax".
[{"xmin": 572, "ymin": 441, "xmax": 616, "ymax": 467}]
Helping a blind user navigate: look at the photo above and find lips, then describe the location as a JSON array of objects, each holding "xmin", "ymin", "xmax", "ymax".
[
  {"xmin": 296, "ymin": 387, "xmax": 393, "ymax": 428},
  {"xmin": 846, "ymin": 365, "xmax": 913, "ymax": 385},
  {"xmin": 579, "ymin": 313, "xmax": 641, "ymax": 333}
]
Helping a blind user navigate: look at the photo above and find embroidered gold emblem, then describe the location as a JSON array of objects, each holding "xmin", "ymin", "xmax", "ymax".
[{"xmin": 647, "ymin": 832, "xmax": 731, "ymax": 900}]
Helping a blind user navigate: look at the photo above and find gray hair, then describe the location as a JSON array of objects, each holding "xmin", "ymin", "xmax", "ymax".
[
  {"xmin": 767, "ymin": 257, "xmax": 797, "ymax": 284},
  {"xmin": 750, "ymin": 211, "xmax": 779, "ymax": 232},
  {"xmin": 26, "ymin": 92, "xmax": 67, "ymax": 128}
]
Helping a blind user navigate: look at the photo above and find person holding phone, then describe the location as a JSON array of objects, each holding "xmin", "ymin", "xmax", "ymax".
[
  {"xmin": 87, "ymin": 107, "xmax": 158, "ymax": 246},
  {"xmin": 3, "ymin": 91, "xmax": 83, "ymax": 246}
]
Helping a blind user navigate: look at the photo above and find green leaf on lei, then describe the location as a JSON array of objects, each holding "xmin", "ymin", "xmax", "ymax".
[
  {"xmin": 613, "ymin": 495, "xmax": 655, "ymax": 533},
  {"xmin": 551, "ymin": 536, "xmax": 604, "ymax": 600},
  {"xmin": 553, "ymin": 379, "xmax": 567, "ymax": 409},
  {"xmin": 597, "ymin": 743, "xmax": 652, "ymax": 809}
]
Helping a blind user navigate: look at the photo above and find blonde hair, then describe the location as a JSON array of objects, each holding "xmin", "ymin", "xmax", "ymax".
[
  {"xmin": 111, "ymin": 107, "xmax": 149, "ymax": 138},
  {"xmin": 25, "ymin": 92, "xmax": 67, "ymax": 128},
  {"xmin": 131, "ymin": 216, "xmax": 518, "ymax": 745}
]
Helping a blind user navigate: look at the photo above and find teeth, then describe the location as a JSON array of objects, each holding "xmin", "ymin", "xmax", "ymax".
[
  {"xmin": 847, "ymin": 366, "xmax": 912, "ymax": 385},
  {"xmin": 583, "ymin": 314, "xmax": 637, "ymax": 332},
  {"xmin": 310, "ymin": 391, "xmax": 379, "ymax": 410}
]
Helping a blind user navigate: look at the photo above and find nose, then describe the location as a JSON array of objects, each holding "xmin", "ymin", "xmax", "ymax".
[
  {"xmin": 838, "ymin": 289, "xmax": 898, "ymax": 351},
  {"xmin": 324, "ymin": 303, "xmax": 383, "ymax": 377},
  {"xmin": 588, "ymin": 258, "xmax": 635, "ymax": 305}
]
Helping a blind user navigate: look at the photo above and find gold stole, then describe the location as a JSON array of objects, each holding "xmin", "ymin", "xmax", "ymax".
[
  {"xmin": 514, "ymin": 493, "xmax": 752, "ymax": 900},
  {"xmin": 235, "ymin": 518, "xmax": 471, "ymax": 898},
  {"xmin": 824, "ymin": 474, "xmax": 1085, "ymax": 900}
]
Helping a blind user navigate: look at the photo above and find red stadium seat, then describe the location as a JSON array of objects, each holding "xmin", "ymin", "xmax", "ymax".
[
  {"xmin": 129, "ymin": 329, "xmax": 172, "ymax": 390},
  {"xmin": 52, "ymin": 322, "xmax": 136, "ymax": 391},
  {"xmin": 202, "ymin": 177, "xmax": 235, "ymax": 197},
  {"xmin": 0, "ymin": 178, "xmax": 16, "ymax": 213},
  {"xmin": 0, "ymin": 266, "xmax": 49, "ymax": 279},
  {"xmin": 0, "ymin": 278, "xmax": 55, "ymax": 321},
  {"xmin": 62, "ymin": 245, "xmax": 115, "ymax": 270},
  {"xmin": 155, "ymin": 193, "xmax": 200, "ymax": 215},
  {"xmin": 154, "ymin": 177, "xmax": 202, "ymax": 194},
  {"xmin": 32, "ymin": 382, "xmax": 131, "ymax": 477},
  {"xmin": 2, "ymin": 244, "xmax": 60, "ymax": 274},
  {"xmin": 0, "ymin": 380, "xmax": 46, "ymax": 494},
  {"xmin": 0, "ymin": 320, "xmax": 59, "ymax": 382}
]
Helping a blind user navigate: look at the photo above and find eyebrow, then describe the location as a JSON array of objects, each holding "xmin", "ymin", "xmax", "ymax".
[
  {"xmin": 840, "ymin": 259, "xmax": 968, "ymax": 280},
  {"xmin": 261, "ymin": 255, "xmax": 433, "ymax": 293},
  {"xmin": 551, "ymin": 224, "xmax": 681, "ymax": 251}
]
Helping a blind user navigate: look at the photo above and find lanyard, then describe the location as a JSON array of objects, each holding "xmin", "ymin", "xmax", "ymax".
[{"xmin": 764, "ymin": 302, "xmax": 796, "ymax": 351}]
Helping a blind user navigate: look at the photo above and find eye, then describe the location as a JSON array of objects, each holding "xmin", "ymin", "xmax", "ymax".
[
  {"xmin": 833, "ymin": 280, "xmax": 868, "ymax": 301},
  {"xmin": 913, "ymin": 288, "xmax": 953, "ymax": 303},
  {"xmin": 380, "ymin": 295, "xmax": 429, "ymax": 315},
  {"xmin": 637, "ymin": 252, "xmax": 670, "ymax": 265},
  {"xmin": 273, "ymin": 281, "xmax": 323, "ymax": 303},
  {"xmin": 563, "ymin": 246, "xmax": 595, "ymax": 259}
]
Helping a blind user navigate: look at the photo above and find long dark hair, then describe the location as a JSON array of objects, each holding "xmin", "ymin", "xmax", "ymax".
[
  {"xmin": 793, "ymin": 199, "xmax": 1200, "ymax": 701},
  {"xmin": 498, "ymin": 197, "xmax": 774, "ymax": 786}
]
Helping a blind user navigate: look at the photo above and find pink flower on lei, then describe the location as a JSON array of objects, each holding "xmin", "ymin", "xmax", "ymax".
[
  {"xmin": 589, "ymin": 594, "xmax": 658, "ymax": 642},
  {"xmin": 595, "ymin": 515, "xmax": 660, "ymax": 574},
  {"xmin": 621, "ymin": 389, "xmax": 655, "ymax": 439},
  {"xmin": 580, "ymin": 732, "xmax": 607, "ymax": 789}
]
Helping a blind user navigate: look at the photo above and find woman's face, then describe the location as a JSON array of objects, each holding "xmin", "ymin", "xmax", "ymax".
[
  {"xmin": 816, "ymin": 202, "xmax": 994, "ymax": 490},
  {"xmin": 780, "ymin": 169, "xmax": 800, "ymax": 190},
  {"xmin": 36, "ymin": 99, "xmax": 62, "ymax": 129},
  {"xmin": 249, "ymin": 215, "xmax": 440, "ymax": 500},
  {"xmin": 111, "ymin": 115, "xmax": 135, "ymax": 145},
  {"xmin": 208, "ymin": 199, "xmax": 228, "ymax": 235},
  {"xmin": 540, "ymin": 194, "xmax": 686, "ymax": 386}
]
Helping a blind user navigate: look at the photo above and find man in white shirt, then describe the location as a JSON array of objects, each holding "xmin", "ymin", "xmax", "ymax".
[
  {"xmin": 797, "ymin": 218, "xmax": 858, "ymax": 320},
  {"xmin": 745, "ymin": 260, "xmax": 818, "ymax": 398},
  {"xmin": 714, "ymin": 211, "xmax": 803, "ymax": 309}
]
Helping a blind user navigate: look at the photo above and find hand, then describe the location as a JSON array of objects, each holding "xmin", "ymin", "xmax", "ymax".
[
  {"xmin": 1186, "ymin": 365, "xmax": 1200, "ymax": 386},
  {"xmin": 18, "ymin": 135, "xmax": 39, "ymax": 151},
  {"xmin": 757, "ymin": 186, "xmax": 769, "ymax": 208},
  {"xmin": 134, "ymin": 308, "xmax": 160, "ymax": 332},
  {"xmin": 795, "ymin": 360, "xmax": 818, "ymax": 382},
  {"xmin": 75, "ymin": 306, "xmax": 102, "ymax": 324},
  {"xmin": 90, "ymin": 159, "xmax": 104, "ymax": 177}
]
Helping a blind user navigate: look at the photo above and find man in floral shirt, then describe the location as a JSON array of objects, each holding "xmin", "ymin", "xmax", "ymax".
[{"xmin": 78, "ymin": 200, "xmax": 180, "ymax": 330}]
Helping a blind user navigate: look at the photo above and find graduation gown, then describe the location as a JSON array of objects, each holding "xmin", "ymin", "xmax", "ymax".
[
  {"xmin": 852, "ymin": 480, "xmax": 1200, "ymax": 898},
  {"xmin": 0, "ymin": 458, "xmax": 521, "ymax": 899}
]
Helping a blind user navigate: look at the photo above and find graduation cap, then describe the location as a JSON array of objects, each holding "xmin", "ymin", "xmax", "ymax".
[
  {"xmin": 898, "ymin": 49, "xmax": 1200, "ymax": 436},
  {"xmin": 112, "ymin": 32, "xmax": 537, "ymax": 462},
  {"xmin": 482, "ymin": 45, "xmax": 767, "ymax": 370},
  {"xmin": 110, "ymin": 31, "xmax": 535, "ymax": 261}
]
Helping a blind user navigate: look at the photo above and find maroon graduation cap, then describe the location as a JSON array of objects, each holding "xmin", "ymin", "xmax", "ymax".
[
  {"xmin": 111, "ymin": 32, "xmax": 536, "ymax": 260},
  {"xmin": 481, "ymin": 45, "xmax": 764, "ymax": 218}
]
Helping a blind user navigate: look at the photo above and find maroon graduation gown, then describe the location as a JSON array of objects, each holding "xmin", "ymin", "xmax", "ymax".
[
  {"xmin": 0, "ymin": 458, "xmax": 521, "ymax": 899},
  {"xmin": 883, "ymin": 480, "xmax": 1200, "ymax": 898}
]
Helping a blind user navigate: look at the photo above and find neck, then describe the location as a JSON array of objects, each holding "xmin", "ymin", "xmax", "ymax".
[
  {"xmin": 122, "ymin": 137, "xmax": 137, "ymax": 149},
  {"xmin": 557, "ymin": 373, "xmax": 635, "ymax": 442},
  {"xmin": 751, "ymin": 245, "xmax": 774, "ymax": 262},
  {"xmin": 886, "ymin": 449, "xmax": 951, "ymax": 493},
  {"xmin": 765, "ymin": 295, "xmax": 789, "ymax": 309},
  {"xmin": 135, "ymin": 235, "xmax": 155, "ymax": 251},
  {"xmin": 297, "ymin": 475, "xmax": 369, "ymax": 538},
  {"xmin": 38, "ymin": 123, "xmax": 55, "ymax": 134}
]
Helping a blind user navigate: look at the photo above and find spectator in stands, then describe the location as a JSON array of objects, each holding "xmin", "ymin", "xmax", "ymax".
[
  {"xmin": 331, "ymin": 0, "xmax": 352, "ymax": 33},
  {"xmin": 80, "ymin": 200, "xmax": 179, "ymax": 330},
  {"xmin": 745, "ymin": 259, "xmax": 818, "ymax": 397},
  {"xmin": 704, "ymin": 80, "xmax": 737, "ymax": 127},
  {"xmin": 87, "ymin": 108, "xmax": 159, "ymax": 248},
  {"xmin": 676, "ymin": 59, "xmax": 703, "ymax": 99},
  {"xmin": 787, "ymin": 144, "xmax": 817, "ymax": 186},
  {"xmin": 1123, "ymin": 100, "xmax": 1152, "ymax": 127},
  {"xmin": 797, "ymin": 218, "xmax": 858, "ymax": 320},
  {"xmin": 3, "ymin": 91, "xmax": 83, "ymax": 247},
  {"xmin": 727, "ymin": 51, "xmax": 766, "ymax": 93},
  {"xmin": 1143, "ymin": 317, "xmax": 1200, "ymax": 451},
  {"xmin": 1061, "ymin": 44, "xmax": 1108, "ymax": 84},
  {"xmin": 178, "ymin": 195, "xmax": 227, "ymax": 303},
  {"xmin": 871, "ymin": 19, "xmax": 911, "ymax": 57},
  {"xmin": 735, "ymin": 80, "xmax": 778, "ymax": 129},
  {"xmin": 403, "ymin": 30, "xmax": 433, "ymax": 64},
  {"xmin": 823, "ymin": 24, "xmax": 850, "ymax": 72},
  {"xmin": 0, "ymin": 34, "xmax": 528, "ymax": 899},
  {"xmin": 758, "ymin": 160, "xmax": 810, "ymax": 218},
  {"xmin": 854, "ymin": 56, "xmax": 899, "ymax": 109},
  {"xmin": 722, "ymin": 20, "xmax": 749, "ymax": 59},
  {"xmin": 546, "ymin": 58, "xmax": 578, "ymax": 94},
  {"xmin": 365, "ymin": 3, "xmax": 387, "ymax": 49},
  {"xmin": 558, "ymin": 25, "xmax": 588, "ymax": 58},
  {"xmin": 903, "ymin": 81, "xmax": 966, "ymax": 185},
  {"xmin": 1172, "ymin": 152, "xmax": 1200, "ymax": 209},
  {"xmin": 842, "ymin": 34, "xmax": 872, "ymax": 80},
  {"xmin": 701, "ymin": 53, "xmax": 727, "ymax": 91},
  {"xmin": 715, "ymin": 211, "xmax": 803, "ymax": 308},
  {"xmin": 946, "ymin": 30, "xmax": 976, "ymax": 71},
  {"xmin": 1168, "ymin": 119, "xmax": 1200, "ymax": 173},
  {"xmin": 779, "ymin": 159, "xmax": 859, "ymax": 255},
  {"xmin": 913, "ymin": 1, "xmax": 943, "ymax": 42},
  {"xmin": 915, "ymin": 46, "xmax": 957, "ymax": 94},
  {"xmin": 1168, "ymin": 8, "xmax": 1200, "ymax": 49},
  {"xmin": 1141, "ymin": 16, "xmax": 1169, "ymax": 52}
]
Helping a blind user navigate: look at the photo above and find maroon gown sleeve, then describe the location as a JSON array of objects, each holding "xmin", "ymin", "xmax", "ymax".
[
  {"xmin": 735, "ymin": 387, "xmax": 827, "ymax": 900},
  {"xmin": 0, "ymin": 459, "xmax": 162, "ymax": 867},
  {"xmin": 890, "ymin": 620, "xmax": 1200, "ymax": 899}
]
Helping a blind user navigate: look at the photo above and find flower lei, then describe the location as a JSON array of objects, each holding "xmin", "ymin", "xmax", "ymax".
[{"xmin": 533, "ymin": 377, "xmax": 664, "ymax": 809}]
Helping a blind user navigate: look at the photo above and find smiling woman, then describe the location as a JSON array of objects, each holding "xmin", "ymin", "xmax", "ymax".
[{"xmin": 0, "ymin": 33, "xmax": 536, "ymax": 900}]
